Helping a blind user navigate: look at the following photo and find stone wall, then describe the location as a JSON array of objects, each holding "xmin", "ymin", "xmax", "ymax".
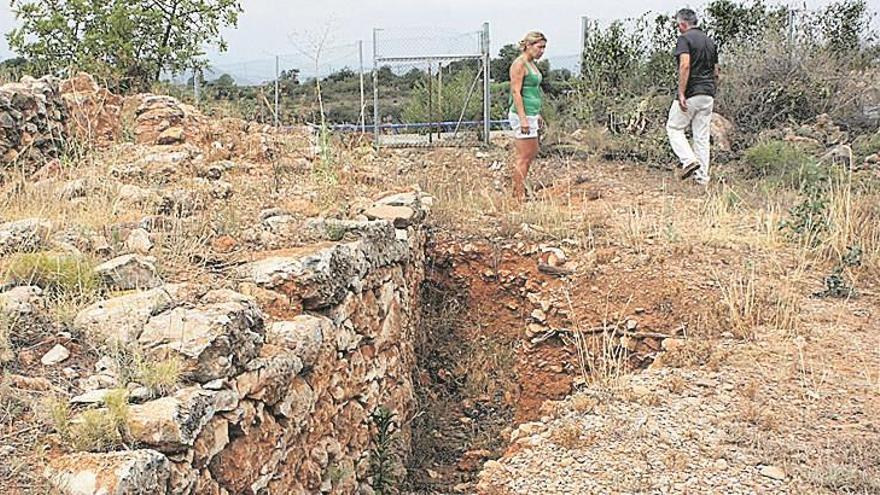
[
  {"xmin": 46, "ymin": 192, "xmax": 433, "ymax": 495},
  {"xmin": 1, "ymin": 72, "xmax": 286, "ymax": 171},
  {"xmin": 0, "ymin": 75, "xmax": 67, "ymax": 165}
]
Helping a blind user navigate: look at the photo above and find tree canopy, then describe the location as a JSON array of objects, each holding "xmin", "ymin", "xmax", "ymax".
[{"xmin": 6, "ymin": 0, "xmax": 242, "ymax": 92}]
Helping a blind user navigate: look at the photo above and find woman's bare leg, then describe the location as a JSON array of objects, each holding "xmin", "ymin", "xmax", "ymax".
[{"xmin": 513, "ymin": 138, "xmax": 538, "ymax": 200}]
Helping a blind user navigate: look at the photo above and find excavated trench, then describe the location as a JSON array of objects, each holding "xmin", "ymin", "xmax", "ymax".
[{"xmin": 402, "ymin": 236, "xmax": 693, "ymax": 494}]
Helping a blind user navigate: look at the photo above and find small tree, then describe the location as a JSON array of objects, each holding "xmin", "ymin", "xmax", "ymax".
[
  {"xmin": 491, "ymin": 44, "xmax": 520, "ymax": 82},
  {"xmin": 6, "ymin": 0, "xmax": 242, "ymax": 91}
]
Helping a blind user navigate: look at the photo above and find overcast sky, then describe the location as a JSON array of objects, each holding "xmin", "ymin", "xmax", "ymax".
[{"xmin": 1, "ymin": 0, "xmax": 878, "ymax": 82}]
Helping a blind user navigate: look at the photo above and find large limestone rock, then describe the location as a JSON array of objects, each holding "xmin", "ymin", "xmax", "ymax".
[
  {"xmin": 363, "ymin": 204, "xmax": 416, "ymax": 228},
  {"xmin": 0, "ymin": 285, "xmax": 45, "ymax": 317},
  {"xmin": 131, "ymin": 95, "xmax": 208, "ymax": 147},
  {"xmin": 266, "ymin": 315, "xmax": 330, "ymax": 368},
  {"xmin": 241, "ymin": 243, "xmax": 364, "ymax": 309},
  {"xmin": 45, "ymin": 450, "xmax": 171, "ymax": 495},
  {"xmin": 0, "ymin": 218, "xmax": 52, "ymax": 255},
  {"xmin": 241, "ymin": 220, "xmax": 412, "ymax": 309},
  {"xmin": 711, "ymin": 113, "xmax": 735, "ymax": 152},
  {"xmin": 361, "ymin": 191, "xmax": 432, "ymax": 228},
  {"xmin": 138, "ymin": 293, "xmax": 265, "ymax": 382},
  {"xmin": 126, "ymin": 387, "xmax": 218, "ymax": 453},
  {"xmin": 94, "ymin": 254, "xmax": 163, "ymax": 290},
  {"xmin": 73, "ymin": 284, "xmax": 190, "ymax": 345},
  {"xmin": 234, "ymin": 344, "xmax": 303, "ymax": 405}
]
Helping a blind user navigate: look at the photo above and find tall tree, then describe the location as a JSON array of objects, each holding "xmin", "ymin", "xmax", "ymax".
[{"xmin": 6, "ymin": 0, "xmax": 242, "ymax": 91}]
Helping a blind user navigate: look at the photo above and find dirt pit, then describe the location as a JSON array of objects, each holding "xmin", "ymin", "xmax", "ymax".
[{"xmin": 404, "ymin": 235, "xmax": 702, "ymax": 494}]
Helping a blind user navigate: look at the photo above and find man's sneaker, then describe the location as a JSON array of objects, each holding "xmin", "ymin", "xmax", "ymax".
[{"xmin": 679, "ymin": 162, "xmax": 701, "ymax": 180}]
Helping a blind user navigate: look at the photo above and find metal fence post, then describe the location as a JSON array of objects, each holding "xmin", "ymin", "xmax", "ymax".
[
  {"xmin": 359, "ymin": 40, "xmax": 366, "ymax": 133},
  {"xmin": 580, "ymin": 16, "xmax": 589, "ymax": 75},
  {"xmin": 373, "ymin": 29, "xmax": 380, "ymax": 151},
  {"xmin": 274, "ymin": 55, "xmax": 280, "ymax": 127},
  {"xmin": 428, "ymin": 63, "xmax": 434, "ymax": 145},
  {"xmin": 193, "ymin": 66, "xmax": 200, "ymax": 107},
  {"xmin": 481, "ymin": 22, "xmax": 491, "ymax": 146}
]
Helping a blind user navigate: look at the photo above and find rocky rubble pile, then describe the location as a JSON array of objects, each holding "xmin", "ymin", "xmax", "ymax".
[
  {"xmin": 780, "ymin": 113, "xmax": 880, "ymax": 169},
  {"xmin": 38, "ymin": 191, "xmax": 434, "ymax": 495},
  {"xmin": 476, "ymin": 368, "xmax": 797, "ymax": 495},
  {"xmin": 1, "ymin": 72, "xmax": 289, "ymax": 171}
]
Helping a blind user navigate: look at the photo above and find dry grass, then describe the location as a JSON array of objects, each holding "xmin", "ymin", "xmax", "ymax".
[
  {"xmin": 737, "ymin": 399, "xmax": 780, "ymax": 432},
  {"xmin": 52, "ymin": 388, "xmax": 130, "ymax": 453},
  {"xmin": 136, "ymin": 355, "xmax": 185, "ymax": 398},
  {"xmin": 615, "ymin": 204, "xmax": 659, "ymax": 252},
  {"xmin": 549, "ymin": 421, "xmax": 598, "ymax": 451},
  {"xmin": 662, "ymin": 449, "xmax": 690, "ymax": 471},
  {"xmin": 3, "ymin": 252, "xmax": 99, "ymax": 295},
  {"xmin": 0, "ymin": 317, "xmax": 13, "ymax": 364},
  {"xmin": 564, "ymin": 289, "xmax": 631, "ymax": 390},
  {"xmin": 714, "ymin": 265, "xmax": 765, "ymax": 340},
  {"xmin": 661, "ymin": 339, "xmax": 729, "ymax": 370},
  {"xmin": 665, "ymin": 374, "xmax": 688, "ymax": 394},
  {"xmin": 804, "ymin": 438, "xmax": 880, "ymax": 494},
  {"xmin": 1, "ymin": 252, "xmax": 102, "ymax": 325},
  {"xmin": 452, "ymin": 334, "xmax": 518, "ymax": 401}
]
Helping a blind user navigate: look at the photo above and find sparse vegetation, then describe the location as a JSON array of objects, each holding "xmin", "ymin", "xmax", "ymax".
[
  {"xmin": 66, "ymin": 389, "xmax": 129, "ymax": 452},
  {"xmin": 1, "ymin": 0, "xmax": 879, "ymax": 493},
  {"xmin": 743, "ymin": 140, "xmax": 825, "ymax": 190},
  {"xmin": 136, "ymin": 356, "xmax": 184, "ymax": 398},
  {"xmin": 715, "ymin": 265, "xmax": 764, "ymax": 340},
  {"xmin": 3, "ymin": 252, "xmax": 99, "ymax": 297},
  {"xmin": 369, "ymin": 406, "xmax": 400, "ymax": 495}
]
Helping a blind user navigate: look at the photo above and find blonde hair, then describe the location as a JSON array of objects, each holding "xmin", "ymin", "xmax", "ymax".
[{"xmin": 518, "ymin": 32, "xmax": 547, "ymax": 52}]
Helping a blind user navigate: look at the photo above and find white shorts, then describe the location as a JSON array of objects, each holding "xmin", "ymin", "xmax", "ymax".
[{"xmin": 509, "ymin": 112, "xmax": 540, "ymax": 139}]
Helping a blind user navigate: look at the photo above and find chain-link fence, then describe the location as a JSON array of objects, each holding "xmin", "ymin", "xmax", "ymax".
[{"xmin": 372, "ymin": 24, "xmax": 492, "ymax": 149}]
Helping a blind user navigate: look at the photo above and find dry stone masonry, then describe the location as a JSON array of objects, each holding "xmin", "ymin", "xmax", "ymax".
[
  {"xmin": 46, "ymin": 192, "xmax": 433, "ymax": 495},
  {"xmin": 1, "ymin": 72, "xmax": 285, "ymax": 174},
  {"xmin": 0, "ymin": 75, "xmax": 67, "ymax": 165}
]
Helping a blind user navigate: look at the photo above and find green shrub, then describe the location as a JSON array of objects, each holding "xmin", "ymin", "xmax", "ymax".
[
  {"xmin": 44, "ymin": 396, "xmax": 72, "ymax": 441},
  {"xmin": 743, "ymin": 140, "xmax": 827, "ymax": 191},
  {"xmin": 781, "ymin": 195, "xmax": 829, "ymax": 244},
  {"xmin": 370, "ymin": 406, "xmax": 400, "ymax": 494}
]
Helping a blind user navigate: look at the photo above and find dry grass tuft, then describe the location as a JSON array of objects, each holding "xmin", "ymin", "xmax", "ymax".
[
  {"xmin": 714, "ymin": 266, "xmax": 766, "ymax": 340},
  {"xmin": 136, "ymin": 355, "xmax": 184, "ymax": 398},
  {"xmin": 805, "ymin": 438, "xmax": 880, "ymax": 494},
  {"xmin": 549, "ymin": 422, "xmax": 596, "ymax": 451},
  {"xmin": 661, "ymin": 339, "xmax": 729, "ymax": 370}
]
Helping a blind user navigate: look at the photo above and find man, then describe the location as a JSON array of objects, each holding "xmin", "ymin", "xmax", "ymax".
[{"xmin": 666, "ymin": 8, "xmax": 719, "ymax": 185}]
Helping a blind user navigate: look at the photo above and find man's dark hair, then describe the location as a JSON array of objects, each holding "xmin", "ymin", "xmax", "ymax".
[{"xmin": 676, "ymin": 8, "xmax": 698, "ymax": 27}]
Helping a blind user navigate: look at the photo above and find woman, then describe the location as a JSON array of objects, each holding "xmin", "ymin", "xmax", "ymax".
[{"xmin": 509, "ymin": 31, "xmax": 547, "ymax": 200}]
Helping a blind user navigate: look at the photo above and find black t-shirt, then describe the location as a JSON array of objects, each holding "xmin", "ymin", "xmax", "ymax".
[{"xmin": 675, "ymin": 28, "xmax": 718, "ymax": 98}]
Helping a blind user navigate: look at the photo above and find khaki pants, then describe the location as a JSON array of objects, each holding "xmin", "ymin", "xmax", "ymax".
[{"xmin": 666, "ymin": 95, "xmax": 714, "ymax": 183}]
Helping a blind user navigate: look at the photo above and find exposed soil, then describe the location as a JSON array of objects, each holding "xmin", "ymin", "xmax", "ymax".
[{"xmin": 404, "ymin": 229, "xmax": 707, "ymax": 494}]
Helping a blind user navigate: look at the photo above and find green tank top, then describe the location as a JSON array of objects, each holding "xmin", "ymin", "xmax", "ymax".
[{"xmin": 509, "ymin": 59, "xmax": 543, "ymax": 116}]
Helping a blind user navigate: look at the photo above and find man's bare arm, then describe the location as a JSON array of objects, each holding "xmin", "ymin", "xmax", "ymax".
[{"xmin": 677, "ymin": 53, "xmax": 691, "ymax": 111}]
